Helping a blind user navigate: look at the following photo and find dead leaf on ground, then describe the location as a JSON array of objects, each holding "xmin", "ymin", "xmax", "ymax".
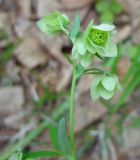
[
  {"xmin": 0, "ymin": 12, "xmax": 11, "ymax": 34},
  {"xmin": 117, "ymin": 56, "xmax": 131, "ymax": 81},
  {"xmin": 60, "ymin": 0, "xmax": 93, "ymax": 10},
  {"xmin": 114, "ymin": 25, "xmax": 131, "ymax": 44},
  {"xmin": 56, "ymin": 65, "xmax": 72, "ymax": 92},
  {"xmin": 75, "ymin": 93, "xmax": 106, "ymax": 133},
  {"xmin": 18, "ymin": 0, "xmax": 31, "ymax": 18},
  {"xmin": 14, "ymin": 36, "xmax": 48, "ymax": 69},
  {"xmin": 0, "ymin": 86, "xmax": 24, "ymax": 116},
  {"xmin": 36, "ymin": 0, "xmax": 61, "ymax": 17},
  {"xmin": 37, "ymin": 32, "xmax": 69, "ymax": 66},
  {"xmin": 40, "ymin": 60, "xmax": 72, "ymax": 92},
  {"xmin": 122, "ymin": 110, "xmax": 140, "ymax": 159},
  {"xmin": 117, "ymin": 0, "xmax": 140, "ymax": 44},
  {"xmin": 74, "ymin": 76, "xmax": 106, "ymax": 133},
  {"xmin": 13, "ymin": 18, "xmax": 31, "ymax": 38}
]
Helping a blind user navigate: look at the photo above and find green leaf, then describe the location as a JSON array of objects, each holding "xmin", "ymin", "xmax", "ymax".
[
  {"xmin": 48, "ymin": 125, "xmax": 59, "ymax": 149},
  {"xmin": 9, "ymin": 151, "xmax": 23, "ymax": 160},
  {"xmin": 111, "ymin": 1, "xmax": 123, "ymax": 14},
  {"xmin": 23, "ymin": 151, "xmax": 61, "ymax": 159},
  {"xmin": 80, "ymin": 53, "xmax": 94, "ymax": 68},
  {"xmin": 70, "ymin": 14, "xmax": 80, "ymax": 43},
  {"xmin": 76, "ymin": 63, "xmax": 85, "ymax": 79},
  {"xmin": 96, "ymin": 1, "xmax": 110, "ymax": 13},
  {"xmin": 102, "ymin": 76, "xmax": 116, "ymax": 91},
  {"xmin": 65, "ymin": 53, "xmax": 73, "ymax": 65},
  {"xmin": 128, "ymin": 118, "xmax": 140, "ymax": 128},
  {"xmin": 100, "ymin": 11, "xmax": 114, "ymax": 22},
  {"xmin": 58, "ymin": 118, "xmax": 71, "ymax": 155},
  {"xmin": 112, "ymin": 69, "xmax": 140, "ymax": 114},
  {"xmin": 77, "ymin": 42, "xmax": 86, "ymax": 55}
]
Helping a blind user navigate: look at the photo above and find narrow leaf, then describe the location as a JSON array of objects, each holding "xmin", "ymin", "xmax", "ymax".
[
  {"xmin": 48, "ymin": 125, "xmax": 59, "ymax": 149},
  {"xmin": 65, "ymin": 53, "xmax": 73, "ymax": 65},
  {"xmin": 128, "ymin": 118, "xmax": 140, "ymax": 128},
  {"xmin": 23, "ymin": 151, "xmax": 61, "ymax": 159},
  {"xmin": 58, "ymin": 118, "xmax": 71, "ymax": 155},
  {"xmin": 70, "ymin": 15, "xmax": 80, "ymax": 43},
  {"xmin": 112, "ymin": 69, "xmax": 140, "ymax": 114}
]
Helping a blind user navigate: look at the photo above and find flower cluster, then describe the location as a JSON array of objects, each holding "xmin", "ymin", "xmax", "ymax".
[{"xmin": 37, "ymin": 12, "xmax": 119, "ymax": 101}]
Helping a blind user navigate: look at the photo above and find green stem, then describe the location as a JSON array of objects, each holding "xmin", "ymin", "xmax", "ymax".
[{"xmin": 70, "ymin": 60, "xmax": 77, "ymax": 160}]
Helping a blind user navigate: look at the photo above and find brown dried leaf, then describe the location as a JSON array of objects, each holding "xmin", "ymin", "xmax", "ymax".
[
  {"xmin": 75, "ymin": 93, "xmax": 106, "ymax": 133},
  {"xmin": 117, "ymin": 57, "xmax": 131, "ymax": 80},
  {"xmin": 60, "ymin": 0, "xmax": 93, "ymax": 10},
  {"xmin": 37, "ymin": 32, "xmax": 69, "ymax": 65},
  {"xmin": 114, "ymin": 25, "xmax": 131, "ymax": 44},
  {"xmin": 15, "ymin": 36, "xmax": 48, "ymax": 69},
  {"xmin": 122, "ymin": 110, "xmax": 140, "ymax": 159},
  {"xmin": 56, "ymin": 65, "xmax": 72, "ymax": 92},
  {"xmin": 0, "ymin": 86, "xmax": 24, "ymax": 115},
  {"xmin": 74, "ymin": 76, "xmax": 106, "ymax": 132},
  {"xmin": 36, "ymin": 0, "xmax": 61, "ymax": 17},
  {"xmin": 18, "ymin": 0, "xmax": 31, "ymax": 18},
  {"xmin": 117, "ymin": 0, "xmax": 140, "ymax": 44}
]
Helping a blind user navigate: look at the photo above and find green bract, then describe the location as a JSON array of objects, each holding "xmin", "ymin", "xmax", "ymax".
[
  {"xmin": 83, "ymin": 21, "xmax": 117, "ymax": 57},
  {"xmin": 90, "ymin": 74, "xmax": 119, "ymax": 100},
  {"xmin": 37, "ymin": 11, "xmax": 70, "ymax": 35},
  {"xmin": 72, "ymin": 38, "xmax": 94, "ymax": 68}
]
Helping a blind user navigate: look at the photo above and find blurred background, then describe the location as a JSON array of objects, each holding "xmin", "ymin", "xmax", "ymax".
[{"xmin": 0, "ymin": 0, "xmax": 140, "ymax": 159}]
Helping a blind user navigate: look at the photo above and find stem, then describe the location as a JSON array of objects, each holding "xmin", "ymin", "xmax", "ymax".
[{"xmin": 70, "ymin": 60, "xmax": 77, "ymax": 159}]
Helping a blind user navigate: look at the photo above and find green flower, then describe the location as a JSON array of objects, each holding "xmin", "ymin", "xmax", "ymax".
[
  {"xmin": 83, "ymin": 21, "xmax": 117, "ymax": 58},
  {"xmin": 72, "ymin": 38, "xmax": 94, "ymax": 68},
  {"xmin": 37, "ymin": 11, "xmax": 70, "ymax": 35},
  {"xmin": 90, "ymin": 74, "xmax": 119, "ymax": 100}
]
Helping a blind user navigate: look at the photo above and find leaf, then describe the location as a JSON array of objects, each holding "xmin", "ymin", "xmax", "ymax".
[
  {"xmin": 111, "ymin": 1, "xmax": 123, "ymax": 14},
  {"xmin": 76, "ymin": 63, "xmax": 85, "ymax": 79},
  {"xmin": 23, "ymin": 151, "xmax": 61, "ymax": 159},
  {"xmin": 77, "ymin": 42, "xmax": 86, "ymax": 55},
  {"xmin": 128, "ymin": 118, "xmax": 140, "ymax": 128},
  {"xmin": 9, "ymin": 151, "xmax": 23, "ymax": 160},
  {"xmin": 112, "ymin": 69, "xmax": 140, "ymax": 114},
  {"xmin": 36, "ymin": 17, "xmax": 49, "ymax": 33},
  {"xmin": 70, "ymin": 15, "xmax": 80, "ymax": 43},
  {"xmin": 80, "ymin": 53, "xmax": 94, "ymax": 68},
  {"xmin": 57, "ymin": 118, "xmax": 71, "ymax": 155},
  {"xmin": 48, "ymin": 125, "xmax": 59, "ymax": 149},
  {"xmin": 96, "ymin": 1, "xmax": 110, "ymax": 13},
  {"xmin": 65, "ymin": 53, "xmax": 73, "ymax": 65},
  {"xmin": 100, "ymin": 11, "xmax": 114, "ymax": 22}
]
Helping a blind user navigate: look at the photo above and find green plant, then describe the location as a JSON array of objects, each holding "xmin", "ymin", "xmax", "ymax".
[
  {"xmin": 6, "ymin": 11, "xmax": 119, "ymax": 160},
  {"xmin": 34, "ymin": 11, "xmax": 119, "ymax": 160},
  {"xmin": 95, "ymin": 0, "xmax": 123, "ymax": 22}
]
